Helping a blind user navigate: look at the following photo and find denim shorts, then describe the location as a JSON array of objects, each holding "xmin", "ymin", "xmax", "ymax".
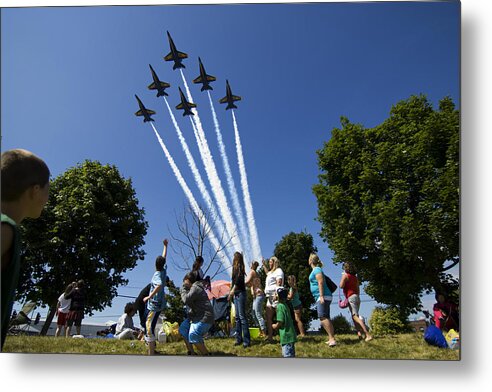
[
  {"xmin": 316, "ymin": 296, "xmax": 332, "ymax": 319},
  {"xmin": 281, "ymin": 343, "xmax": 296, "ymax": 358},
  {"xmin": 179, "ymin": 319, "xmax": 212, "ymax": 344}
]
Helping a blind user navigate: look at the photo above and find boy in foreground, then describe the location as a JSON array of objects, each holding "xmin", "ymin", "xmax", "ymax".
[
  {"xmin": 272, "ymin": 287, "xmax": 297, "ymax": 358},
  {"xmin": 1, "ymin": 149, "xmax": 50, "ymax": 350}
]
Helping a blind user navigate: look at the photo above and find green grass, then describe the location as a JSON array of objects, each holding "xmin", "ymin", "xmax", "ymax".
[{"xmin": 3, "ymin": 333, "xmax": 459, "ymax": 360}]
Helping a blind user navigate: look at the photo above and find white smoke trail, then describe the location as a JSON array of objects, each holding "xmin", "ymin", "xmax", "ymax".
[
  {"xmin": 207, "ymin": 91, "xmax": 251, "ymax": 263},
  {"xmin": 179, "ymin": 69, "xmax": 243, "ymax": 256},
  {"xmin": 149, "ymin": 122, "xmax": 232, "ymax": 273},
  {"xmin": 231, "ymin": 110, "xmax": 262, "ymax": 261},
  {"xmin": 162, "ymin": 97, "xmax": 232, "ymax": 261}
]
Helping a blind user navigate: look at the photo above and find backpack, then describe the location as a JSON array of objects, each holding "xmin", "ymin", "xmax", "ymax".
[{"xmin": 324, "ymin": 274, "xmax": 338, "ymax": 293}]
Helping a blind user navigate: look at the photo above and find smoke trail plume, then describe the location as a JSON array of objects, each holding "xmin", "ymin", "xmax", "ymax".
[
  {"xmin": 179, "ymin": 69, "xmax": 243, "ymax": 256},
  {"xmin": 232, "ymin": 110, "xmax": 262, "ymax": 261},
  {"xmin": 149, "ymin": 122, "xmax": 232, "ymax": 273},
  {"xmin": 162, "ymin": 97, "xmax": 232, "ymax": 261},
  {"xmin": 207, "ymin": 91, "xmax": 251, "ymax": 263}
]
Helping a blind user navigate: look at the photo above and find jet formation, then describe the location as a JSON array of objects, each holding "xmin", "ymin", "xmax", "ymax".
[
  {"xmin": 134, "ymin": 95, "xmax": 156, "ymax": 122},
  {"xmin": 135, "ymin": 31, "xmax": 242, "ymax": 121}
]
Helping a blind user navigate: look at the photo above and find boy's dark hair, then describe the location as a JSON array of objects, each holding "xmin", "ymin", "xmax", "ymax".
[
  {"xmin": 251, "ymin": 261, "xmax": 259, "ymax": 271},
  {"xmin": 155, "ymin": 255, "xmax": 166, "ymax": 271},
  {"xmin": 276, "ymin": 287, "xmax": 288, "ymax": 302},
  {"xmin": 184, "ymin": 271, "xmax": 197, "ymax": 285},
  {"xmin": 1, "ymin": 149, "xmax": 50, "ymax": 201},
  {"xmin": 124, "ymin": 302, "xmax": 134, "ymax": 314},
  {"xmin": 77, "ymin": 279, "xmax": 85, "ymax": 288}
]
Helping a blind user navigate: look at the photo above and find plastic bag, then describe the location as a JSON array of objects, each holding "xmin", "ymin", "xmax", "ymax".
[{"xmin": 445, "ymin": 329, "xmax": 460, "ymax": 350}]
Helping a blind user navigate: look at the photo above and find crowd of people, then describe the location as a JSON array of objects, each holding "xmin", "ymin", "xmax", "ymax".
[{"xmin": 0, "ymin": 148, "xmax": 457, "ymax": 357}]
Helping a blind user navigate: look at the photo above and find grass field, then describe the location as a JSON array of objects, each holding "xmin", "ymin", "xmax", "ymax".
[{"xmin": 3, "ymin": 333, "xmax": 459, "ymax": 360}]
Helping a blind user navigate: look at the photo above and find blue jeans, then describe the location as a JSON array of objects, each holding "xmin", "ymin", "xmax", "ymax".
[
  {"xmin": 282, "ymin": 343, "xmax": 296, "ymax": 358},
  {"xmin": 253, "ymin": 294, "xmax": 266, "ymax": 331},
  {"xmin": 234, "ymin": 291, "xmax": 250, "ymax": 346},
  {"xmin": 179, "ymin": 319, "xmax": 212, "ymax": 344}
]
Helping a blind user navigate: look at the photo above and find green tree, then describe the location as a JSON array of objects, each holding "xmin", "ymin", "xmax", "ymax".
[
  {"xmin": 331, "ymin": 313, "xmax": 353, "ymax": 334},
  {"xmin": 273, "ymin": 231, "xmax": 318, "ymax": 329},
  {"xmin": 313, "ymin": 95, "xmax": 459, "ymax": 316},
  {"xmin": 18, "ymin": 160, "xmax": 148, "ymax": 334},
  {"xmin": 369, "ymin": 307, "xmax": 411, "ymax": 336}
]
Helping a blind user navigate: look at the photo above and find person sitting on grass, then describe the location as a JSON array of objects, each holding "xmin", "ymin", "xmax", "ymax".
[
  {"xmin": 433, "ymin": 292, "xmax": 459, "ymax": 332},
  {"xmin": 115, "ymin": 302, "xmax": 139, "ymax": 340},
  {"xmin": 179, "ymin": 271, "xmax": 215, "ymax": 356},
  {"xmin": 272, "ymin": 287, "xmax": 297, "ymax": 358}
]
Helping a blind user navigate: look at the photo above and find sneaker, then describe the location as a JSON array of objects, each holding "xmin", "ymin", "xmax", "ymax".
[{"xmin": 326, "ymin": 340, "xmax": 337, "ymax": 347}]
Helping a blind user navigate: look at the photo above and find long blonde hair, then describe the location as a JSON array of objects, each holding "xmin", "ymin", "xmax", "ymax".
[
  {"xmin": 309, "ymin": 253, "xmax": 323, "ymax": 267},
  {"xmin": 269, "ymin": 256, "xmax": 281, "ymax": 271}
]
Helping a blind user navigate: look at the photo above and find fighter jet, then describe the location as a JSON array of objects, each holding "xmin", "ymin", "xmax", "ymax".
[
  {"xmin": 192, "ymin": 57, "xmax": 216, "ymax": 91},
  {"xmin": 134, "ymin": 95, "xmax": 156, "ymax": 122},
  {"xmin": 148, "ymin": 64, "xmax": 171, "ymax": 97},
  {"xmin": 164, "ymin": 31, "xmax": 188, "ymax": 70},
  {"xmin": 219, "ymin": 80, "xmax": 242, "ymax": 110},
  {"xmin": 175, "ymin": 87, "xmax": 196, "ymax": 116}
]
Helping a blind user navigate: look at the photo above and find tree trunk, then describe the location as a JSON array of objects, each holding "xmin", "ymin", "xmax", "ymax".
[{"xmin": 40, "ymin": 304, "xmax": 57, "ymax": 336}]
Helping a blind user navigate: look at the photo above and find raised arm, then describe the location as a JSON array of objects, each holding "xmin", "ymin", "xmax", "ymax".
[{"xmin": 162, "ymin": 239, "xmax": 168, "ymax": 258}]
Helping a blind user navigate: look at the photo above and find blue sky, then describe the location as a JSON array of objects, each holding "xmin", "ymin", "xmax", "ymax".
[{"xmin": 2, "ymin": 2, "xmax": 460, "ymax": 325}]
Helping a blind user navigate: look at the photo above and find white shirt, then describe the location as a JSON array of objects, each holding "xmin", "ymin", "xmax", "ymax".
[
  {"xmin": 58, "ymin": 293, "xmax": 71, "ymax": 313},
  {"xmin": 115, "ymin": 313, "xmax": 134, "ymax": 334},
  {"xmin": 265, "ymin": 268, "xmax": 284, "ymax": 294}
]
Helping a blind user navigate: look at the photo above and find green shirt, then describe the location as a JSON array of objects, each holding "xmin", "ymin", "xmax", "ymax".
[
  {"xmin": 1, "ymin": 214, "xmax": 21, "ymax": 350},
  {"xmin": 276, "ymin": 302, "xmax": 297, "ymax": 345}
]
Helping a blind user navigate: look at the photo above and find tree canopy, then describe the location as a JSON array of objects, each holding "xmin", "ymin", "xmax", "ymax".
[
  {"xmin": 18, "ymin": 160, "xmax": 148, "ymax": 331},
  {"xmin": 273, "ymin": 231, "xmax": 318, "ymax": 328},
  {"xmin": 313, "ymin": 95, "xmax": 459, "ymax": 315}
]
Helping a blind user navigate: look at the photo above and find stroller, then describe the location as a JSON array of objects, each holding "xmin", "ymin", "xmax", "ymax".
[
  {"xmin": 206, "ymin": 280, "xmax": 233, "ymax": 338},
  {"xmin": 208, "ymin": 295, "xmax": 231, "ymax": 338}
]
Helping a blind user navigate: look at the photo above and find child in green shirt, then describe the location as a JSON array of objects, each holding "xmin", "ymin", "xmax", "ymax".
[{"xmin": 272, "ymin": 287, "xmax": 297, "ymax": 358}]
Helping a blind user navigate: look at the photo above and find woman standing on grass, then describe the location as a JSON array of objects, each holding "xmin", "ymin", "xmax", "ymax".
[
  {"xmin": 55, "ymin": 282, "xmax": 75, "ymax": 337},
  {"xmin": 287, "ymin": 275, "xmax": 305, "ymax": 338},
  {"xmin": 228, "ymin": 252, "xmax": 250, "ymax": 348},
  {"xmin": 65, "ymin": 279, "xmax": 86, "ymax": 337},
  {"xmin": 246, "ymin": 261, "xmax": 266, "ymax": 337},
  {"xmin": 263, "ymin": 256, "xmax": 284, "ymax": 343},
  {"xmin": 308, "ymin": 253, "xmax": 336, "ymax": 347},
  {"xmin": 339, "ymin": 262, "xmax": 372, "ymax": 341}
]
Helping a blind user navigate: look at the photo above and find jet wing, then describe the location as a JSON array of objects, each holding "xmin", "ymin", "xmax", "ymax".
[
  {"xmin": 189, "ymin": 103, "xmax": 197, "ymax": 108},
  {"xmin": 135, "ymin": 110, "xmax": 144, "ymax": 116},
  {"xmin": 159, "ymin": 81, "xmax": 170, "ymax": 88},
  {"xmin": 177, "ymin": 51, "xmax": 188, "ymax": 59},
  {"xmin": 148, "ymin": 82, "xmax": 157, "ymax": 90},
  {"xmin": 164, "ymin": 53, "xmax": 174, "ymax": 61},
  {"xmin": 232, "ymin": 95, "xmax": 242, "ymax": 101},
  {"xmin": 147, "ymin": 109, "xmax": 156, "ymax": 115},
  {"xmin": 193, "ymin": 76, "xmax": 203, "ymax": 84},
  {"xmin": 207, "ymin": 75, "xmax": 216, "ymax": 82},
  {"xmin": 176, "ymin": 103, "xmax": 184, "ymax": 110},
  {"xmin": 219, "ymin": 97, "xmax": 228, "ymax": 104}
]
